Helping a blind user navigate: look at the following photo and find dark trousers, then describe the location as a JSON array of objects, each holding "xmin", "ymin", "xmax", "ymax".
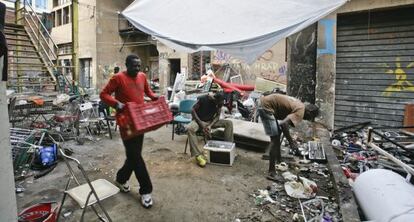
[
  {"xmin": 116, "ymin": 134, "xmax": 152, "ymax": 195},
  {"xmin": 269, "ymin": 134, "xmax": 282, "ymax": 172}
]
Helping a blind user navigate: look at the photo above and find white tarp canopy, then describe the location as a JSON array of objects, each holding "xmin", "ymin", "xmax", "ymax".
[{"xmin": 122, "ymin": 0, "xmax": 347, "ymax": 63}]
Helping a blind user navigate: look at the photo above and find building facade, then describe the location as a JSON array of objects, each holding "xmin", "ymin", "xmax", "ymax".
[
  {"xmin": 50, "ymin": 0, "xmax": 144, "ymax": 90},
  {"xmin": 313, "ymin": 0, "xmax": 414, "ymax": 129}
]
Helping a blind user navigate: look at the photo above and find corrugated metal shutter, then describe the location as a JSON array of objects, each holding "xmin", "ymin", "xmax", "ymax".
[{"xmin": 335, "ymin": 7, "xmax": 414, "ymax": 129}]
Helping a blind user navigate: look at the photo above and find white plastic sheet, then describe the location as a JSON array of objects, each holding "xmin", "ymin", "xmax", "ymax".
[{"xmin": 122, "ymin": 0, "xmax": 346, "ymax": 63}]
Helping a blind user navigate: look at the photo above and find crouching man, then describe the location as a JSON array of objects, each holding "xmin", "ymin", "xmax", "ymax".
[
  {"xmin": 257, "ymin": 94, "xmax": 319, "ymax": 181},
  {"xmin": 187, "ymin": 91, "xmax": 233, "ymax": 167}
]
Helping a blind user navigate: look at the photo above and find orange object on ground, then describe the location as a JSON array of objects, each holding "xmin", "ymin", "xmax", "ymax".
[
  {"xmin": 28, "ymin": 96, "xmax": 45, "ymax": 106},
  {"xmin": 404, "ymin": 104, "xmax": 414, "ymax": 133}
]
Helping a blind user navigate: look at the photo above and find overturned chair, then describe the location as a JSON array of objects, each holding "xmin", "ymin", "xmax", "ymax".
[{"xmin": 56, "ymin": 143, "xmax": 119, "ymax": 222}]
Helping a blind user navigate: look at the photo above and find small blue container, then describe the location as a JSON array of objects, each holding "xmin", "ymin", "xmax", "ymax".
[{"xmin": 40, "ymin": 144, "xmax": 57, "ymax": 166}]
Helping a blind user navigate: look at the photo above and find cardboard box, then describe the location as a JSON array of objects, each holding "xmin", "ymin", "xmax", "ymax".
[{"xmin": 203, "ymin": 140, "xmax": 235, "ymax": 166}]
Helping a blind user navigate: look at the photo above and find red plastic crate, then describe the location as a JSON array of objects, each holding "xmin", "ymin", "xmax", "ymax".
[{"xmin": 116, "ymin": 96, "xmax": 173, "ymax": 139}]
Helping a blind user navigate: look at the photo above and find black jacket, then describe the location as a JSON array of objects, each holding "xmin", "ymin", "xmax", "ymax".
[{"xmin": 0, "ymin": 2, "xmax": 7, "ymax": 81}]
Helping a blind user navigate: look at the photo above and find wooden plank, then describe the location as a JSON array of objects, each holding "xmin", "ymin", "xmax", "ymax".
[
  {"xmin": 225, "ymin": 118, "xmax": 269, "ymax": 142},
  {"xmin": 254, "ymin": 77, "xmax": 286, "ymax": 93}
]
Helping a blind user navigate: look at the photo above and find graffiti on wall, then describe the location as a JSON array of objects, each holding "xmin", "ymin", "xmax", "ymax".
[
  {"xmin": 99, "ymin": 62, "xmax": 122, "ymax": 79},
  {"xmin": 159, "ymin": 52, "xmax": 170, "ymax": 60},
  {"xmin": 382, "ymin": 57, "xmax": 414, "ymax": 96},
  {"xmin": 212, "ymin": 50, "xmax": 287, "ymax": 84},
  {"xmin": 317, "ymin": 19, "xmax": 336, "ymax": 55}
]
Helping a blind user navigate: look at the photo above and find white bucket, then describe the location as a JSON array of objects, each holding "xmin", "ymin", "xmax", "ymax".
[{"xmin": 353, "ymin": 169, "xmax": 414, "ymax": 222}]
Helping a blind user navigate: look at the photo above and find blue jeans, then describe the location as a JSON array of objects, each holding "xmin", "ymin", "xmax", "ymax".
[
  {"xmin": 257, "ymin": 108, "xmax": 280, "ymax": 136},
  {"xmin": 258, "ymin": 106, "xmax": 282, "ymax": 170}
]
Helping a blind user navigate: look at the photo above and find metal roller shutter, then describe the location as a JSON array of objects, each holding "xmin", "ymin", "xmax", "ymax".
[{"xmin": 335, "ymin": 6, "xmax": 414, "ymax": 129}]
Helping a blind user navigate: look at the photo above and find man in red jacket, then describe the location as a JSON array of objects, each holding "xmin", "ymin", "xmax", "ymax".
[{"xmin": 100, "ymin": 54, "xmax": 158, "ymax": 208}]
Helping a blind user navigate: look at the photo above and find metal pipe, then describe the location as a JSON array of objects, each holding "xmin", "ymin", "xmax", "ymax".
[
  {"xmin": 367, "ymin": 142, "xmax": 414, "ymax": 177},
  {"xmin": 371, "ymin": 129, "xmax": 409, "ymax": 151}
]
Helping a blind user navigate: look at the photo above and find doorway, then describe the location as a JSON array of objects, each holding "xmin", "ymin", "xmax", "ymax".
[
  {"xmin": 79, "ymin": 58, "xmax": 92, "ymax": 88},
  {"xmin": 169, "ymin": 59, "xmax": 180, "ymax": 86}
]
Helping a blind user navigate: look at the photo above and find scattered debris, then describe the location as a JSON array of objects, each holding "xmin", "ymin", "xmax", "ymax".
[
  {"xmin": 284, "ymin": 177, "xmax": 317, "ymax": 199},
  {"xmin": 63, "ymin": 210, "xmax": 72, "ymax": 218}
]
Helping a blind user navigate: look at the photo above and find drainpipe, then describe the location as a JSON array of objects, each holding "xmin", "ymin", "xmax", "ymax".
[{"xmin": 71, "ymin": 0, "xmax": 79, "ymax": 84}]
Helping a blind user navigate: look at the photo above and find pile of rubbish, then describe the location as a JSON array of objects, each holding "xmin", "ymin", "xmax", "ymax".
[
  {"xmin": 330, "ymin": 123, "xmax": 414, "ymax": 221},
  {"xmin": 242, "ymin": 158, "xmax": 342, "ymax": 222},
  {"xmin": 8, "ymin": 91, "xmax": 111, "ymax": 194},
  {"xmin": 330, "ymin": 123, "xmax": 414, "ymax": 185}
]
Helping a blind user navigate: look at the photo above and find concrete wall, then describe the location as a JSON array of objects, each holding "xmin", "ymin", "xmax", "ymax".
[
  {"xmin": 0, "ymin": 83, "xmax": 17, "ymax": 221},
  {"xmin": 157, "ymin": 42, "xmax": 189, "ymax": 94},
  {"xmin": 50, "ymin": 1, "xmax": 72, "ymax": 44},
  {"xmin": 78, "ymin": 0, "xmax": 96, "ymax": 87},
  {"xmin": 338, "ymin": 0, "xmax": 414, "ymax": 13},
  {"xmin": 51, "ymin": 23, "xmax": 71, "ymax": 44},
  {"xmin": 210, "ymin": 40, "xmax": 287, "ymax": 86},
  {"xmin": 287, "ymin": 24, "xmax": 317, "ymax": 103},
  {"xmin": 314, "ymin": 0, "xmax": 414, "ymax": 130},
  {"xmin": 316, "ymin": 14, "xmax": 337, "ymax": 130},
  {"xmin": 95, "ymin": 0, "xmax": 136, "ymax": 89}
]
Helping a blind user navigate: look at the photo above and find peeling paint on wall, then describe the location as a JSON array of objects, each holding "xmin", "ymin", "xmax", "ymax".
[
  {"xmin": 99, "ymin": 62, "xmax": 122, "ymax": 80},
  {"xmin": 317, "ymin": 19, "xmax": 336, "ymax": 56}
]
